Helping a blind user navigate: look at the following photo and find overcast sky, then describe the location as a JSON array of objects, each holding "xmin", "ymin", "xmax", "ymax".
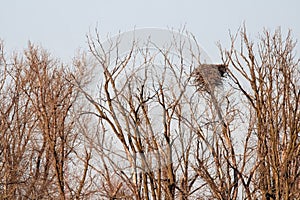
[{"xmin": 1, "ymin": 0, "xmax": 299, "ymax": 63}]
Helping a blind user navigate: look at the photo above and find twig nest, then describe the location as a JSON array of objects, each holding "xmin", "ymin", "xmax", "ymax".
[{"xmin": 192, "ymin": 64, "xmax": 227, "ymax": 93}]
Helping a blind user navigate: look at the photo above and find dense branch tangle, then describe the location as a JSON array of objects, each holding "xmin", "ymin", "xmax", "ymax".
[
  {"xmin": 85, "ymin": 34, "xmax": 192, "ymax": 199},
  {"xmin": 223, "ymin": 27, "xmax": 300, "ymax": 199},
  {"xmin": 81, "ymin": 30, "xmax": 248, "ymax": 200},
  {"xmin": 0, "ymin": 42, "xmax": 92, "ymax": 200},
  {"xmin": 0, "ymin": 27, "xmax": 299, "ymax": 200}
]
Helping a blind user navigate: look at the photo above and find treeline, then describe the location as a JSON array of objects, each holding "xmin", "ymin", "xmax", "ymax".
[{"xmin": 0, "ymin": 27, "xmax": 299, "ymax": 199}]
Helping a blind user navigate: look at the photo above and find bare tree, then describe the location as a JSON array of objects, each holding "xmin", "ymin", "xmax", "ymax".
[
  {"xmin": 0, "ymin": 42, "xmax": 92, "ymax": 200},
  {"xmin": 74, "ymin": 29, "xmax": 246, "ymax": 200},
  {"xmin": 221, "ymin": 27, "xmax": 300, "ymax": 199}
]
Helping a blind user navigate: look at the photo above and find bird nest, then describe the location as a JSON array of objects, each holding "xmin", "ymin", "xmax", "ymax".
[{"xmin": 191, "ymin": 64, "xmax": 227, "ymax": 93}]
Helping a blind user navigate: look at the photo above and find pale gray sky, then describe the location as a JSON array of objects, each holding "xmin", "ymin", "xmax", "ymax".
[{"xmin": 1, "ymin": 0, "xmax": 299, "ymax": 63}]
